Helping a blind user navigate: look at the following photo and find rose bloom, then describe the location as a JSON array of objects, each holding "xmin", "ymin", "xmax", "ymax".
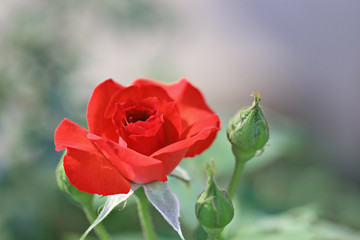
[{"xmin": 54, "ymin": 78, "xmax": 220, "ymax": 195}]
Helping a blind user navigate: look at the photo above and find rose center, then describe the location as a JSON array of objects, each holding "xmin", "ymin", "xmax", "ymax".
[{"xmin": 126, "ymin": 109, "xmax": 150, "ymax": 123}]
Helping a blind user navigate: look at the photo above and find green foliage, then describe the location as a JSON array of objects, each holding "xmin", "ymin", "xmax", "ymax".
[{"xmin": 231, "ymin": 206, "xmax": 360, "ymax": 240}]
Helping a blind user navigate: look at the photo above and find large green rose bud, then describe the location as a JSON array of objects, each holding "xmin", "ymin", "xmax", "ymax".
[
  {"xmin": 56, "ymin": 151, "xmax": 93, "ymax": 205},
  {"xmin": 195, "ymin": 163, "xmax": 234, "ymax": 236},
  {"xmin": 227, "ymin": 92, "xmax": 269, "ymax": 162}
]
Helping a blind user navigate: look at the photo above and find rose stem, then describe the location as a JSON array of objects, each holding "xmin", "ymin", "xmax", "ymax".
[
  {"xmin": 82, "ymin": 201, "xmax": 112, "ymax": 240},
  {"xmin": 227, "ymin": 155, "xmax": 247, "ymax": 200},
  {"xmin": 134, "ymin": 187, "xmax": 158, "ymax": 240},
  {"xmin": 207, "ymin": 231, "xmax": 221, "ymax": 240}
]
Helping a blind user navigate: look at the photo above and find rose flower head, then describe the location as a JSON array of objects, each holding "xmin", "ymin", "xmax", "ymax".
[{"xmin": 54, "ymin": 78, "xmax": 220, "ymax": 195}]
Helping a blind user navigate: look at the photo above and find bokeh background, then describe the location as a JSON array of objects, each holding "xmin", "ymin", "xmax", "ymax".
[{"xmin": 1, "ymin": 0, "xmax": 360, "ymax": 239}]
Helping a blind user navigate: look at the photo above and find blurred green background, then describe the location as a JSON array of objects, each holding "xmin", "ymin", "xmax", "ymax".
[{"xmin": 1, "ymin": 0, "xmax": 360, "ymax": 239}]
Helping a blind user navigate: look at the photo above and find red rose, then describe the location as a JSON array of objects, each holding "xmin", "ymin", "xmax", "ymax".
[{"xmin": 54, "ymin": 78, "xmax": 220, "ymax": 195}]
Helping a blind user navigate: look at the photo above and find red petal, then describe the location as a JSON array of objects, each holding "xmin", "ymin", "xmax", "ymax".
[
  {"xmin": 181, "ymin": 114, "xmax": 220, "ymax": 139},
  {"xmin": 126, "ymin": 124, "xmax": 167, "ymax": 156},
  {"xmin": 181, "ymin": 114, "xmax": 220, "ymax": 157},
  {"xmin": 87, "ymin": 133, "xmax": 167, "ymax": 183},
  {"xmin": 124, "ymin": 99, "xmax": 181, "ymax": 155},
  {"xmin": 54, "ymin": 118, "xmax": 131, "ymax": 195},
  {"xmin": 151, "ymin": 126, "xmax": 219, "ymax": 174},
  {"xmin": 104, "ymin": 84, "xmax": 173, "ymax": 119},
  {"xmin": 134, "ymin": 78, "xmax": 218, "ymax": 130},
  {"xmin": 112, "ymin": 97, "xmax": 182, "ymax": 155},
  {"xmin": 87, "ymin": 79, "xmax": 124, "ymax": 141},
  {"xmin": 55, "ymin": 118, "xmax": 95, "ymax": 152},
  {"xmin": 157, "ymin": 100, "xmax": 182, "ymax": 144},
  {"xmin": 184, "ymin": 126, "xmax": 219, "ymax": 158},
  {"xmin": 64, "ymin": 148, "xmax": 131, "ymax": 195}
]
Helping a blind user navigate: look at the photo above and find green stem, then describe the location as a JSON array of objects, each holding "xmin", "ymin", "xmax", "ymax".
[
  {"xmin": 227, "ymin": 157, "xmax": 246, "ymax": 200},
  {"xmin": 203, "ymin": 226, "xmax": 223, "ymax": 240},
  {"xmin": 82, "ymin": 201, "xmax": 112, "ymax": 240},
  {"xmin": 207, "ymin": 233, "xmax": 219, "ymax": 240},
  {"xmin": 134, "ymin": 187, "xmax": 158, "ymax": 240}
]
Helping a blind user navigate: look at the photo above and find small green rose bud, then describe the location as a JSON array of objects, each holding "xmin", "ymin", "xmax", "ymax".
[
  {"xmin": 227, "ymin": 92, "xmax": 269, "ymax": 162},
  {"xmin": 56, "ymin": 151, "xmax": 93, "ymax": 205},
  {"xmin": 195, "ymin": 162, "xmax": 234, "ymax": 235}
]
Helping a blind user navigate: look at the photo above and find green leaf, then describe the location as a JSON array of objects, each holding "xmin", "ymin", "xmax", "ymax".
[
  {"xmin": 170, "ymin": 166, "xmax": 191, "ymax": 184},
  {"xmin": 143, "ymin": 181, "xmax": 184, "ymax": 240},
  {"xmin": 80, "ymin": 184, "xmax": 140, "ymax": 240}
]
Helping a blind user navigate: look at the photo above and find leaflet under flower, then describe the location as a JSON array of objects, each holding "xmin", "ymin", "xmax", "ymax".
[
  {"xmin": 80, "ymin": 184, "xmax": 140, "ymax": 240},
  {"xmin": 144, "ymin": 181, "xmax": 184, "ymax": 240}
]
